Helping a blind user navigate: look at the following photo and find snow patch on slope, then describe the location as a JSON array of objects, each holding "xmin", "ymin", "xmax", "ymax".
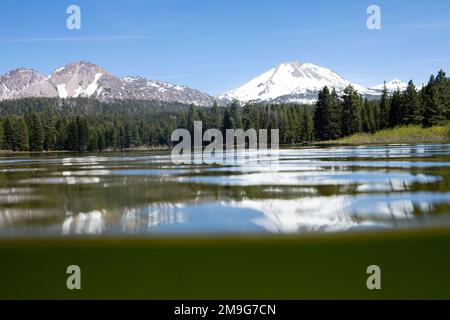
[
  {"xmin": 57, "ymin": 84, "xmax": 68, "ymax": 98},
  {"xmin": 219, "ymin": 61, "xmax": 380, "ymax": 104},
  {"xmin": 84, "ymin": 73, "xmax": 103, "ymax": 96}
]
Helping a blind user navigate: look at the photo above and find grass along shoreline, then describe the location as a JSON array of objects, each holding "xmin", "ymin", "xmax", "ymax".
[{"xmin": 319, "ymin": 123, "xmax": 450, "ymax": 145}]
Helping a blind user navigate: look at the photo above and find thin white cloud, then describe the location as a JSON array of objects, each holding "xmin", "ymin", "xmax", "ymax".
[
  {"xmin": 398, "ymin": 22, "xmax": 450, "ymax": 30},
  {"xmin": 0, "ymin": 35, "xmax": 144, "ymax": 43},
  {"xmin": 412, "ymin": 58, "xmax": 450, "ymax": 64}
]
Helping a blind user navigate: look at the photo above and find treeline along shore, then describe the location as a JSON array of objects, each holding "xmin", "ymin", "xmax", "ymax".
[{"xmin": 0, "ymin": 69, "xmax": 448, "ymax": 152}]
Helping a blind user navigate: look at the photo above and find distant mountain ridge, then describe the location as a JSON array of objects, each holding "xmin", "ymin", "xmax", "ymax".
[
  {"xmin": 0, "ymin": 60, "xmax": 412, "ymax": 106},
  {"xmin": 0, "ymin": 61, "xmax": 216, "ymax": 106},
  {"xmin": 218, "ymin": 61, "xmax": 409, "ymax": 104},
  {"xmin": 370, "ymin": 79, "xmax": 409, "ymax": 93}
]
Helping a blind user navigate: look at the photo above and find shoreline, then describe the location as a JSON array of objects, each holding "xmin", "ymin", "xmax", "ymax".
[
  {"xmin": 317, "ymin": 124, "xmax": 450, "ymax": 146},
  {"xmin": 0, "ymin": 124, "xmax": 449, "ymax": 154}
]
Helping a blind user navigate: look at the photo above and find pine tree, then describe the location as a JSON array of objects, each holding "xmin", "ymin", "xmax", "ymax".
[
  {"xmin": 379, "ymin": 83, "xmax": 390, "ymax": 129},
  {"xmin": 328, "ymin": 89, "xmax": 342, "ymax": 139},
  {"xmin": 422, "ymin": 74, "xmax": 447, "ymax": 127},
  {"xmin": 446, "ymin": 74, "xmax": 450, "ymax": 119},
  {"xmin": 97, "ymin": 131, "xmax": 106, "ymax": 151},
  {"xmin": 123, "ymin": 122, "xmax": 133, "ymax": 149},
  {"xmin": 341, "ymin": 85, "xmax": 362, "ymax": 136},
  {"xmin": 187, "ymin": 104, "xmax": 199, "ymax": 135},
  {"xmin": 242, "ymin": 103, "xmax": 253, "ymax": 131},
  {"xmin": 361, "ymin": 98, "xmax": 370, "ymax": 133},
  {"xmin": 314, "ymin": 87, "xmax": 332, "ymax": 140},
  {"xmin": 66, "ymin": 119, "xmax": 79, "ymax": 151},
  {"xmin": 88, "ymin": 129, "xmax": 99, "ymax": 151},
  {"xmin": 302, "ymin": 107, "xmax": 314, "ymax": 142},
  {"xmin": 29, "ymin": 114, "xmax": 44, "ymax": 151},
  {"xmin": 435, "ymin": 70, "xmax": 449, "ymax": 122},
  {"xmin": 0, "ymin": 120, "xmax": 5, "ymax": 150},
  {"xmin": 210, "ymin": 101, "xmax": 222, "ymax": 129},
  {"xmin": 43, "ymin": 111, "xmax": 57, "ymax": 151},
  {"xmin": 223, "ymin": 108, "xmax": 233, "ymax": 131},
  {"xmin": 402, "ymin": 80, "xmax": 422, "ymax": 125},
  {"xmin": 3, "ymin": 118, "xmax": 13, "ymax": 150},
  {"xmin": 230, "ymin": 100, "xmax": 243, "ymax": 129},
  {"xmin": 12, "ymin": 117, "xmax": 29, "ymax": 151},
  {"xmin": 287, "ymin": 107, "xmax": 299, "ymax": 144},
  {"xmin": 389, "ymin": 90, "xmax": 403, "ymax": 127},
  {"xmin": 366, "ymin": 100, "xmax": 379, "ymax": 133},
  {"xmin": 76, "ymin": 116, "xmax": 89, "ymax": 152}
]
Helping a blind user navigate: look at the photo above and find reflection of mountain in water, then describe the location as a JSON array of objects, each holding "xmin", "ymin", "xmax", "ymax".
[
  {"xmin": 225, "ymin": 198, "xmax": 360, "ymax": 233},
  {"xmin": 63, "ymin": 210, "xmax": 105, "ymax": 235},
  {"xmin": 121, "ymin": 203, "xmax": 187, "ymax": 234},
  {"xmin": 61, "ymin": 204, "xmax": 187, "ymax": 235},
  {"xmin": 224, "ymin": 193, "xmax": 450, "ymax": 234}
]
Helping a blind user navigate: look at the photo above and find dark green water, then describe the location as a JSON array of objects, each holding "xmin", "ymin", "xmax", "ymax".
[{"xmin": 1, "ymin": 143, "xmax": 450, "ymax": 237}]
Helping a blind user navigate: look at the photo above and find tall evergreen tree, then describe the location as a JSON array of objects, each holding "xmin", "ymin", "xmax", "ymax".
[
  {"xmin": 187, "ymin": 104, "xmax": 199, "ymax": 135},
  {"xmin": 341, "ymin": 85, "xmax": 362, "ymax": 136},
  {"xmin": 389, "ymin": 90, "xmax": 403, "ymax": 127},
  {"xmin": 43, "ymin": 111, "xmax": 57, "ymax": 151},
  {"xmin": 0, "ymin": 120, "xmax": 5, "ymax": 150},
  {"xmin": 230, "ymin": 100, "xmax": 243, "ymax": 129},
  {"xmin": 210, "ymin": 101, "xmax": 222, "ymax": 129},
  {"xmin": 66, "ymin": 119, "xmax": 79, "ymax": 151},
  {"xmin": 28, "ymin": 114, "xmax": 44, "ymax": 151},
  {"xmin": 242, "ymin": 103, "xmax": 253, "ymax": 130},
  {"xmin": 314, "ymin": 87, "xmax": 332, "ymax": 140},
  {"xmin": 301, "ymin": 107, "xmax": 314, "ymax": 142},
  {"xmin": 435, "ymin": 70, "xmax": 449, "ymax": 121},
  {"xmin": 223, "ymin": 109, "xmax": 233, "ymax": 132},
  {"xmin": 361, "ymin": 98, "xmax": 371, "ymax": 133},
  {"xmin": 378, "ymin": 83, "xmax": 390, "ymax": 129},
  {"xmin": 3, "ymin": 118, "xmax": 13, "ymax": 150},
  {"xmin": 402, "ymin": 80, "xmax": 423, "ymax": 125},
  {"xmin": 328, "ymin": 89, "xmax": 342, "ymax": 139},
  {"xmin": 422, "ymin": 74, "xmax": 447, "ymax": 127},
  {"xmin": 12, "ymin": 117, "xmax": 29, "ymax": 151},
  {"xmin": 76, "ymin": 116, "xmax": 89, "ymax": 152}
]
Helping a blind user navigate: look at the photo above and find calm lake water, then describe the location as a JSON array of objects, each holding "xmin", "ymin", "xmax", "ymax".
[{"xmin": 1, "ymin": 143, "xmax": 450, "ymax": 237}]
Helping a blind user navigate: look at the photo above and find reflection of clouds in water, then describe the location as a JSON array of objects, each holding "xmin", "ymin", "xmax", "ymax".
[
  {"xmin": 278, "ymin": 144, "xmax": 450, "ymax": 159},
  {"xmin": 20, "ymin": 177, "xmax": 101, "ymax": 185},
  {"xmin": 0, "ymin": 143, "xmax": 449, "ymax": 237},
  {"xmin": 356, "ymin": 180, "xmax": 413, "ymax": 192},
  {"xmin": 0, "ymin": 168, "xmax": 45, "ymax": 173},
  {"xmin": 183, "ymin": 171, "xmax": 439, "ymax": 189},
  {"xmin": 61, "ymin": 170, "xmax": 111, "ymax": 176},
  {"xmin": 0, "ymin": 187, "xmax": 40, "ymax": 205},
  {"xmin": 62, "ymin": 210, "xmax": 105, "ymax": 235},
  {"xmin": 121, "ymin": 203, "xmax": 187, "ymax": 234},
  {"xmin": 62, "ymin": 157, "xmax": 101, "ymax": 166}
]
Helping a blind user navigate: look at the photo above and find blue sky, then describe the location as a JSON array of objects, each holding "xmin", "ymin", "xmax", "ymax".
[{"xmin": 0, "ymin": 0, "xmax": 449, "ymax": 94}]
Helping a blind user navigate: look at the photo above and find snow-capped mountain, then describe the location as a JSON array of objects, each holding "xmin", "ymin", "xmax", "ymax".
[
  {"xmin": 0, "ymin": 61, "xmax": 215, "ymax": 106},
  {"xmin": 370, "ymin": 79, "xmax": 409, "ymax": 94},
  {"xmin": 0, "ymin": 69, "xmax": 57, "ymax": 100},
  {"xmin": 218, "ymin": 61, "xmax": 382, "ymax": 104}
]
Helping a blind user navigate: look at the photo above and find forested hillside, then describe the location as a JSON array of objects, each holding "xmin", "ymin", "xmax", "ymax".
[
  {"xmin": 313, "ymin": 70, "xmax": 450, "ymax": 141},
  {"xmin": 0, "ymin": 69, "xmax": 448, "ymax": 152},
  {"xmin": 0, "ymin": 98, "xmax": 313, "ymax": 151}
]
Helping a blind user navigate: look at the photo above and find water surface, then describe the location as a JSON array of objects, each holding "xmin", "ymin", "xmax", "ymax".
[{"xmin": 1, "ymin": 144, "xmax": 450, "ymax": 237}]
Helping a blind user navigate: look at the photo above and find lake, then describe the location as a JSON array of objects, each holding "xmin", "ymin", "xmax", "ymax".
[{"xmin": 1, "ymin": 143, "xmax": 450, "ymax": 237}]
